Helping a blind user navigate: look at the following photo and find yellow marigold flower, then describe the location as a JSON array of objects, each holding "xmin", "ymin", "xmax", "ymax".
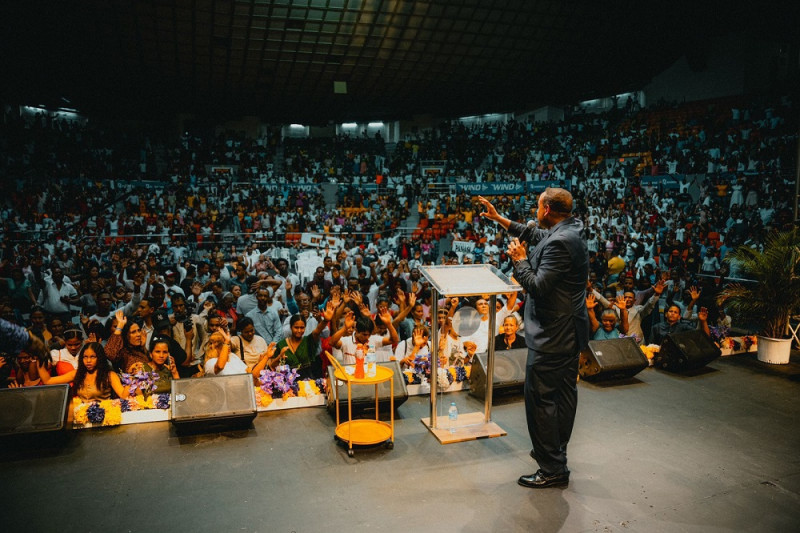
[
  {"xmin": 74, "ymin": 404, "xmax": 89, "ymax": 425},
  {"xmin": 103, "ymin": 407, "xmax": 122, "ymax": 426}
]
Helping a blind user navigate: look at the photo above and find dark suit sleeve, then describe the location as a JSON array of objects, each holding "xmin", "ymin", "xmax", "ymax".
[
  {"xmin": 508, "ymin": 221, "xmax": 547, "ymax": 246},
  {"xmin": 514, "ymin": 239, "xmax": 572, "ymax": 301}
]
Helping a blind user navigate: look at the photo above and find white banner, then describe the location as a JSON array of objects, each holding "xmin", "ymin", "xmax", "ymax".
[
  {"xmin": 451, "ymin": 240, "xmax": 476, "ymax": 255},
  {"xmin": 301, "ymin": 232, "xmax": 344, "ymax": 250}
]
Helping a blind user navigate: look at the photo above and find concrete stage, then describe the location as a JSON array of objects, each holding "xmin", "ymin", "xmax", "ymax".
[{"xmin": 3, "ymin": 353, "xmax": 799, "ymax": 533}]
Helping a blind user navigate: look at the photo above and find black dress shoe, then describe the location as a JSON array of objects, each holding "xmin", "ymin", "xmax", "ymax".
[{"xmin": 518, "ymin": 469, "xmax": 570, "ymax": 489}]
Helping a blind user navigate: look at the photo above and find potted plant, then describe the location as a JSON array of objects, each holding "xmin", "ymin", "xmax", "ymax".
[{"xmin": 716, "ymin": 229, "xmax": 800, "ymax": 364}]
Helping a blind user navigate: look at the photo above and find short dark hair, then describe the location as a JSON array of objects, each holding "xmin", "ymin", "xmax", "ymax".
[
  {"xmin": 542, "ymin": 187, "xmax": 573, "ymax": 215},
  {"xmin": 237, "ymin": 316, "xmax": 254, "ymax": 332}
]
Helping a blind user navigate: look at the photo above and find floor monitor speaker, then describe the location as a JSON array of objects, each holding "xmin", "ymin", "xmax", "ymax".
[
  {"xmin": 171, "ymin": 374, "xmax": 257, "ymax": 432},
  {"xmin": 326, "ymin": 360, "xmax": 408, "ymax": 417},
  {"xmin": 0, "ymin": 384, "xmax": 70, "ymax": 436},
  {"xmin": 655, "ymin": 329, "xmax": 721, "ymax": 372},
  {"xmin": 580, "ymin": 338, "xmax": 649, "ymax": 381},
  {"xmin": 469, "ymin": 348, "xmax": 527, "ymax": 400}
]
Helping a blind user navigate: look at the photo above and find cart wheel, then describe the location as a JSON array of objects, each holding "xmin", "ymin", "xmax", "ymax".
[
  {"xmin": 385, "ymin": 441, "xmax": 394, "ymax": 450},
  {"xmin": 347, "ymin": 449, "xmax": 354, "ymax": 458}
]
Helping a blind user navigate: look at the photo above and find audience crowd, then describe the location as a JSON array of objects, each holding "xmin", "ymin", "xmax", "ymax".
[{"xmin": 0, "ymin": 92, "xmax": 796, "ymax": 405}]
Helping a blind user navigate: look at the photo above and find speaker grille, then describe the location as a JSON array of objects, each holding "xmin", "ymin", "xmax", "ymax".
[
  {"xmin": 656, "ymin": 329, "xmax": 721, "ymax": 372},
  {"xmin": 171, "ymin": 374, "xmax": 256, "ymax": 421},
  {"xmin": 469, "ymin": 349, "xmax": 527, "ymax": 400},
  {"xmin": 0, "ymin": 385, "xmax": 69, "ymax": 435},
  {"xmin": 492, "ymin": 355, "xmax": 523, "ymax": 382},
  {"xmin": 581, "ymin": 338, "xmax": 648, "ymax": 380}
]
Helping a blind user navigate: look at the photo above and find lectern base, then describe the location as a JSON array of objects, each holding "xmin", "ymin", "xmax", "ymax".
[{"xmin": 421, "ymin": 411, "xmax": 507, "ymax": 444}]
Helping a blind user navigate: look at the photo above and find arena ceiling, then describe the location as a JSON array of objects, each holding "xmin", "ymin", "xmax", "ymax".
[{"xmin": 3, "ymin": 1, "xmax": 798, "ymax": 124}]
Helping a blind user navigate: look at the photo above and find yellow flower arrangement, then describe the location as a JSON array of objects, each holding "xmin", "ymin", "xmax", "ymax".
[
  {"xmin": 281, "ymin": 391, "xmax": 296, "ymax": 401},
  {"xmin": 102, "ymin": 405, "xmax": 122, "ymax": 426},
  {"xmin": 297, "ymin": 380, "xmax": 322, "ymax": 397},
  {"xmin": 74, "ymin": 404, "xmax": 89, "ymax": 425},
  {"xmin": 134, "ymin": 394, "xmax": 155, "ymax": 409}
]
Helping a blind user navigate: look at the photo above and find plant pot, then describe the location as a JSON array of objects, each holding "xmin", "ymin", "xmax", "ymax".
[{"xmin": 756, "ymin": 336, "xmax": 792, "ymax": 365}]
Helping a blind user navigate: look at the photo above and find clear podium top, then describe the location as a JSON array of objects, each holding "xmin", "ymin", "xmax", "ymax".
[{"xmin": 419, "ymin": 264, "xmax": 522, "ymax": 297}]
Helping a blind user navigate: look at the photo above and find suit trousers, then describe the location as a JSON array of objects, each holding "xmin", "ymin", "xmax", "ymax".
[{"xmin": 524, "ymin": 350, "xmax": 579, "ymax": 475}]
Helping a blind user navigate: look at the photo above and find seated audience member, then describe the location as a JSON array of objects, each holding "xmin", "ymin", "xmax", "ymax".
[
  {"xmin": 245, "ymin": 287, "xmax": 283, "ymax": 344},
  {"xmin": 37, "ymin": 343, "xmax": 130, "ymax": 401},
  {"xmin": 150, "ymin": 312, "xmax": 194, "ymax": 378},
  {"xmin": 215, "ymin": 292, "xmax": 239, "ymax": 332},
  {"xmin": 204, "ymin": 327, "xmax": 249, "ymax": 376},
  {"xmin": 330, "ymin": 308, "xmax": 398, "ymax": 364},
  {"xmin": 49, "ymin": 328, "xmax": 84, "ymax": 376},
  {"xmin": 394, "ymin": 325, "xmax": 431, "ymax": 369},
  {"xmin": 169, "ymin": 292, "xmax": 207, "ymax": 367},
  {"xmin": 45, "ymin": 315, "xmax": 67, "ymax": 351},
  {"xmin": 275, "ymin": 302, "xmax": 334, "ymax": 379},
  {"xmin": 230, "ymin": 317, "xmax": 273, "ymax": 370},
  {"xmin": 587, "ymin": 293, "xmax": 629, "ymax": 340},
  {"xmin": 8, "ymin": 350, "xmax": 42, "ymax": 387},
  {"xmin": 135, "ymin": 337, "xmax": 181, "ymax": 394},
  {"xmin": 495, "ymin": 315, "xmax": 527, "ymax": 350},
  {"xmin": 651, "ymin": 304, "xmax": 710, "ymax": 345},
  {"xmin": 435, "ymin": 304, "xmax": 466, "ymax": 366},
  {"xmin": 28, "ymin": 307, "xmax": 53, "ymax": 345},
  {"xmin": 461, "ymin": 292, "xmax": 517, "ymax": 353},
  {"xmin": 106, "ymin": 309, "xmax": 150, "ymax": 373}
]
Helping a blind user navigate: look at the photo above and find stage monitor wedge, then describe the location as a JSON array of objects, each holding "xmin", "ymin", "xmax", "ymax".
[
  {"xmin": 0, "ymin": 384, "xmax": 70, "ymax": 436},
  {"xmin": 468, "ymin": 348, "xmax": 527, "ymax": 400},
  {"xmin": 171, "ymin": 374, "xmax": 257, "ymax": 433},
  {"xmin": 580, "ymin": 337, "xmax": 649, "ymax": 381},
  {"xmin": 655, "ymin": 329, "xmax": 721, "ymax": 372}
]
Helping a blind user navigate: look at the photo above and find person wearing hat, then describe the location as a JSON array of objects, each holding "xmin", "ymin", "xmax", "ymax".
[
  {"xmin": 162, "ymin": 269, "xmax": 184, "ymax": 297},
  {"xmin": 150, "ymin": 312, "xmax": 194, "ymax": 379}
]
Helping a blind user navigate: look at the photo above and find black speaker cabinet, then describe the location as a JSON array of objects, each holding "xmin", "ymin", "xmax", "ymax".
[
  {"xmin": 579, "ymin": 338, "xmax": 649, "ymax": 381},
  {"xmin": 655, "ymin": 329, "xmax": 721, "ymax": 372},
  {"xmin": 171, "ymin": 374, "xmax": 257, "ymax": 433},
  {"xmin": 326, "ymin": 360, "xmax": 408, "ymax": 417},
  {"xmin": 469, "ymin": 348, "xmax": 527, "ymax": 400},
  {"xmin": 0, "ymin": 384, "xmax": 70, "ymax": 436}
]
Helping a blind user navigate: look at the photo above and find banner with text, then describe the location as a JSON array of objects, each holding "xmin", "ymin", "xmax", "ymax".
[
  {"xmin": 300, "ymin": 232, "xmax": 345, "ymax": 250},
  {"xmin": 451, "ymin": 240, "xmax": 476, "ymax": 255}
]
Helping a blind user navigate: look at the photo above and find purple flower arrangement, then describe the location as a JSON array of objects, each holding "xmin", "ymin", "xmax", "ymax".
[
  {"xmin": 86, "ymin": 402, "xmax": 105, "ymax": 424},
  {"xmin": 259, "ymin": 367, "xmax": 301, "ymax": 398},
  {"xmin": 155, "ymin": 394, "xmax": 170, "ymax": 410},
  {"xmin": 455, "ymin": 366, "xmax": 468, "ymax": 382},
  {"xmin": 709, "ymin": 325, "xmax": 730, "ymax": 345},
  {"xmin": 618, "ymin": 332, "xmax": 643, "ymax": 344},
  {"xmin": 120, "ymin": 371, "xmax": 161, "ymax": 397},
  {"xmin": 412, "ymin": 354, "xmax": 431, "ymax": 376}
]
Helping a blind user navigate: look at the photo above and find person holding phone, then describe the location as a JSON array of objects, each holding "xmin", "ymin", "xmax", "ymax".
[{"xmin": 136, "ymin": 337, "xmax": 181, "ymax": 394}]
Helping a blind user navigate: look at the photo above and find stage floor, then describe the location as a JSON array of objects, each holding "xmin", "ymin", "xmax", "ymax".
[{"xmin": 3, "ymin": 352, "xmax": 799, "ymax": 533}]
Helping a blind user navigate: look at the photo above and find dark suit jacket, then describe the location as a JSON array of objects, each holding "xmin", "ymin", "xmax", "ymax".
[{"xmin": 510, "ymin": 217, "xmax": 590, "ymax": 360}]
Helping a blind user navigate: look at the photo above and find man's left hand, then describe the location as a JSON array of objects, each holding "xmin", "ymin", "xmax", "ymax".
[{"xmin": 507, "ymin": 238, "xmax": 527, "ymax": 262}]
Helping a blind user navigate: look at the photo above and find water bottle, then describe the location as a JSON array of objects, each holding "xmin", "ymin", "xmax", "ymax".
[
  {"xmin": 354, "ymin": 346, "xmax": 365, "ymax": 379},
  {"xmin": 448, "ymin": 402, "xmax": 458, "ymax": 434},
  {"xmin": 366, "ymin": 341, "xmax": 377, "ymax": 377}
]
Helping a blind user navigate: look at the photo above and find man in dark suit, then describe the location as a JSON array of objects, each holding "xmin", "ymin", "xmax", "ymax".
[{"xmin": 479, "ymin": 189, "xmax": 589, "ymax": 489}]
